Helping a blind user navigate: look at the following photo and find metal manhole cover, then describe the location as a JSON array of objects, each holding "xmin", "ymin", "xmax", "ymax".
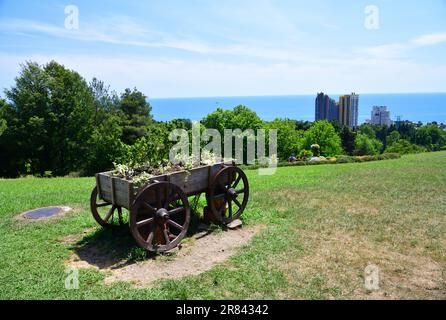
[{"xmin": 23, "ymin": 206, "xmax": 71, "ymax": 219}]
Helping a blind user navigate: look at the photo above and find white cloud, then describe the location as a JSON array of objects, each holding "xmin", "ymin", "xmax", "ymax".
[
  {"xmin": 1, "ymin": 15, "xmax": 446, "ymax": 97},
  {"xmin": 1, "ymin": 52, "xmax": 445, "ymax": 98},
  {"xmin": 411, "ymin": 32, "xmax": 446, "ymax": 46},
  {"xmin": 358, "ymin": 31, "xmax": 446, "ymax": 59},
  {"xmin": 0, "ymin": 18, "xmax": 214, "ymax": 53},
  {"xmin": 0, "ymin": 17, "xmax": 331, "ymax": 63}
]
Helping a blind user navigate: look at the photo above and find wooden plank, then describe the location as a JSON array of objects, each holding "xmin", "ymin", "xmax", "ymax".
[
  {"xmin": 96, "ymin": 163, "xmax": 232, "ymax": 207},
  {"xmin": 111, "ymin": 177, "xmax": 116, "ymax": 205},
  {"xmin": 128, "ymin": 181, "xmax": 134, "ymax": 208},
  {"xmin": 95, "ymin": 174, "xmax": 102, "ymax": 200},
  {"xmin": 97, "ymin": 172, "xmax": 133, "ymax": 209}
]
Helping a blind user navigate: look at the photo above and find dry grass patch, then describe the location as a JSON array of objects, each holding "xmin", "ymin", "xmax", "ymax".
[{"xmin": 278, "ymin": 229, "xmax": 445, "ymax": 299}]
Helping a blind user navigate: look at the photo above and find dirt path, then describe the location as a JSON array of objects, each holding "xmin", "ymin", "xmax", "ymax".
[{"xmin": 67, "ymin": 225, "xmax": 263, "ymax": 288}]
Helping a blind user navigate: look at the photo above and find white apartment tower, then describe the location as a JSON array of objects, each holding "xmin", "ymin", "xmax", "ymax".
[{"xmin": 371, "ymin": 106, "xmax": 392, "ymax": 127}]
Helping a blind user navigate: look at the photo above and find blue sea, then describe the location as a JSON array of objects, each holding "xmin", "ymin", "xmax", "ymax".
[{"xmin": 150, "ymin": 93, "xmax": 446, "ymax": 124}]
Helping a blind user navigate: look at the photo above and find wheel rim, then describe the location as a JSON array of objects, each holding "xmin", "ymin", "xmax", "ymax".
[
  {"xmin": 90, "ymin": 186, "xmax": 123, "ymax": 227},
  {"xmin": 207, "ymin": 166, "xmax": 249, "ymax": 224},
  {"xmin": 130, "ymin": 182, "xmax": 190, "ymax": 252}
]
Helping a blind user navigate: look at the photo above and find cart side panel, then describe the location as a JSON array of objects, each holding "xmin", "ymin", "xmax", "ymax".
[
  {"xmin": 97, "ymin": 173, "xmax": 133, "ymax": 209},
  {"xmin": 168, "ymin": 166, "xmax": 208, "ymax": 195},
  {"xmin": 166, "ymin": 163, "xmax": 226, "ymax": 196}
]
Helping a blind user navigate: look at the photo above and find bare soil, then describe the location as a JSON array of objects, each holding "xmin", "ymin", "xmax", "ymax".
[{"xmin": 66, "ymin": 224, "xmax": 263, "ymax": 287}]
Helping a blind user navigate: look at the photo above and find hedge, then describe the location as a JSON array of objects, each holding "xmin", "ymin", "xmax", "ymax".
[{"xmin": 240, "ymin": 153, "xmax": 401, "ymax": 170}]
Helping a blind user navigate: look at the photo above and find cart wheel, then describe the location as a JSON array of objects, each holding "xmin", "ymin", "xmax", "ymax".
[
  {"xmin": 90, "ymin": 186, "xmax": 123, "ymax": 227},
  {"xmin": 206, "ymin": 166, "xmax": 249, "ymax": 225},
  {"xmin": 130, "ymin": 182, "xmax": 190, "ymax": 253}
]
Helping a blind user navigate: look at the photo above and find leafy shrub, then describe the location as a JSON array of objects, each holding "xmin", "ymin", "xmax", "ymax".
[
  {"xmin": 378, "ymin": 153, "xmax": 401, "ymax": 160},
  {"xmin": 299, "ymin": 149, "xmax": 313, "ymax": 159},
  {"xmin": 353, "ymin": 156, "xmax": 374, "ymax": 162},
  {"xmin": 335, "ymin": 155, "xmax": 354, "ymax": 163},
  {"xmin": 385, "ymin": 139, "xmax": 426, "ymax": 155},
  {"xmin": 354, "ymin": 133, "xmax": 383, "ymax": 156}
]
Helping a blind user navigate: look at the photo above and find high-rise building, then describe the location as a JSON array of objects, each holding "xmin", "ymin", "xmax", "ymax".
[
  {"xmin": 351, "ymin": 93, "xmax": 359, "ymax": 128},
  {"xmin": 370, "ymin": 106, "xmax": 392, "ymax": 127},
  {"xmin": 315, "ymin": 92, "xmax": 359, "ymax": 128},
  {"xmin": 339, "ymin": 93, "xmax": 359, "ymax": 128},
  {"xmin": 315, "ymin": 92, "xmax": 337, "ymax": 122}
]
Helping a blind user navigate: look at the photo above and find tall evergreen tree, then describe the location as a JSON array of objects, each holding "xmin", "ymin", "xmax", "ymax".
[{"xmin": 340, "ymin": 126, "xmax": 356, "ymax": 155}]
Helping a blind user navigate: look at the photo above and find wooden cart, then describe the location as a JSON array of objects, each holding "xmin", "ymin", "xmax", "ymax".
[{"xmin": 90, "ymin": 162, "xmax": 249, "ymax": 252}]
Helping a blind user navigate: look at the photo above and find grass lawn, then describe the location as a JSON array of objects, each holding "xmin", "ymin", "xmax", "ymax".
[{"xmin": 0, "ymin": 152, "xmax": 445, "ymax": 299}]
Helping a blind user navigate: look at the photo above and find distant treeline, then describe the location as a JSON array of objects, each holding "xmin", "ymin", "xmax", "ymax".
[{"xmin": 0, "ymin": 61, "xmax": 445, "ymax": 178}]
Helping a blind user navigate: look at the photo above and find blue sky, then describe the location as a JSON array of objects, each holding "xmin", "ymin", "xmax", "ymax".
[{"xmin": 0, "ymin": 0, "xmax": 446, "ymax": 98}]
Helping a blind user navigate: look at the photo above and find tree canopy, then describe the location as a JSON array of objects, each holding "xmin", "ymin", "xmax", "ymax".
[
  {"xmin": 0, "ymin": 60, "xmax": 445, "ymax": 177},
  {"xmin": 302, "ymin": 121, "xmax": 342, "ymax": 157}
]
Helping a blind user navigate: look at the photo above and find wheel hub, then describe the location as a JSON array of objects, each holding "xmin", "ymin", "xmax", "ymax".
[
  {"xmin": 155, "ymin": 208, "xmax": 169, "ymax": 221},
  {"xmin": 227, "ymin": 188, "xmax": 238, "ymax": 199}
]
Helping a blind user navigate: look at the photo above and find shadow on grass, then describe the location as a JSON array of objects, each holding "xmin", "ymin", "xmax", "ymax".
[{"xmin": 70, "ymin": 211, "xmax": 222, "ymax": 269}]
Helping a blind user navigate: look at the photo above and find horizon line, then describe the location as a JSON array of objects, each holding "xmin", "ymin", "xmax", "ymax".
[{"xmin": 149, "ymin": 91, "xmax": 446, "ymax": 100}]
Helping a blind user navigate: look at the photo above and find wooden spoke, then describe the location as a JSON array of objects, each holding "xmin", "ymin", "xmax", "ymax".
[
  {"xmin": 163, "ymin": 229, "xmax": 170, "ymax": 244},
  {"xmin": 96, "ymin": 202, "xmax": 110, "ymax": 208},
  {"xmin": 167, "ymin": 219, "xmax": 184, "ymax": 231},
  {"xmin": 136, "ymin": 217, "xmax": 153, "ymax": 228},
  {"xmin": 146, "ymin": 228, "xmax": 155, "ymax": 244},
  {"xmin": 168, "ymin": 206, "xmax": 185, "ymax": 216},
  {"xmin": 130, "ymin": 181, "xmax": 190, "ymax": 253},
  {"xmin": 233, "ymin": 198, "xmax": 242, "ymax": 209},
  {"xmin": 90, "ymin": 186, "xmax": 123, "ymax": 228},
  {"xmin": 233, "ymin": 174, "xmax": 242, "ymax": 188},
  {"xmin": 141, "ymin": 201, "xmax": 156, "ymax": 213},
  {"xmin": 103, "ymin": 206, "xmax": 115, "ymax": 222},
  {"xmin": 236, "ymin": 188, "xmax": 245, "ymax": 194},
  {"xmin": 117, "ymin": 207, "xmax": 124, "ymax": 226},
  {"xmin": 206, "ymin": 166, "xmax": 249, "ymax": 225}
]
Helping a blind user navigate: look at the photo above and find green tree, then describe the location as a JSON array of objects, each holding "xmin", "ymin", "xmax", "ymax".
[
  {"xmin": 201, "ymin": 105, "xmax": 263, "ymax": 164},
  {"xmin": 358, "ymin": 123, "xmax": 376, "ymax": 139},
  {"xmin": 0, "ymin": 119, "xmax": 5, "ymax": 137},
  {"xmin": 264, "ymin": 119, "xmax": 303, "ymax": 160},
  {"xmin": 83, "ymin": 113, "xmax": 125, "ymax": 175},
  {"xmin": 396, "ymin": 121, "xmax": 417, "ymax": 142},
  {"xmin": 354, "ymin": 133, "xmax": 383, "ymax": 156},
  {"xmin": 165, "ymin": 118, "xmax": 192, "ymax": 131},
  {"xmin": 3, "ymin": 61, "xmax": 96, "ymax": 176},
  {"xmin": 295, "ymin": 121, "xmax": 312, "ymax": 131},
  {"xmin": 201, "ymin": 105, "xmax": 263, "ymax": 133},
  {"xmin": 0, "ymin": 99, "xmax": 6, "ymax": 136},
  {"xmin": 340, "ymin": 126, "xmax": 356, "ymax": 155},
  {"xmin": 386, "ymin": 131, "xmax": 401, "ymax": 147},
  {"xmin": 89, "ymin": 78, "xmax": 120, "ymax": 125},
  {"xmin": 302, "ymin": 120, "xmax": 342, "ymax": 156},
  {"xmin": 385, "ymin": 139, "xmax": 426, "ymax": 155},
  {"xmin": 374, "ymin": 125, "xmax": 391, "ymax": 148},
  {"xmin": 119, "ymin": 88, "xmax": 153, "ymax": 145},
  {"xmin": 118, "ymin": 123, "xmax": 171, "ymax": 166},
  {"xmin": 415, "ymin": 124, "xmax": 446, "ymax": 151}
]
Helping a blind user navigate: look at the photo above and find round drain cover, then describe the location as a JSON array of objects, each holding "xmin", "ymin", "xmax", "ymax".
[{"xmin": 23, "ymin": 206, "xmax": 71, "ymax": 219}]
